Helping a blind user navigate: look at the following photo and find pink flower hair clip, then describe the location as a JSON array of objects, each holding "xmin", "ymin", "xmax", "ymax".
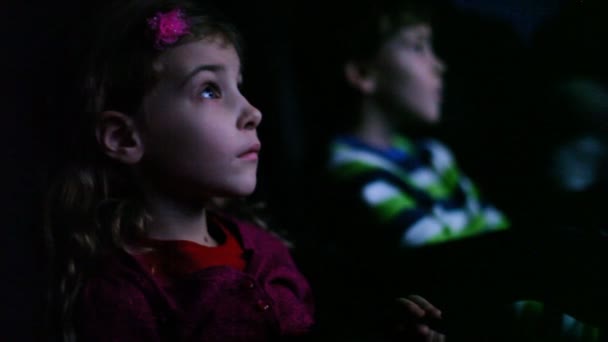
[{"xmin": 147, "ymin": 8, "xmax": 191, "ymax": 50}]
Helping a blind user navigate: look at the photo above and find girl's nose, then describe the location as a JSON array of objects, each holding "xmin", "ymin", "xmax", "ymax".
[{"xmin": 238, "ymin": 97, "xmax": 262, "ymax": 130}]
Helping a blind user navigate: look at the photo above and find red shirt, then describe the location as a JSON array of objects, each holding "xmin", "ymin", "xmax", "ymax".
[
  {"xmin": 132, "ymin": 217, "xmax": 246, "ymax": 286},
  {"xmin": 77, "ymin": 212, "xmax": 315, "ymax": 341}
]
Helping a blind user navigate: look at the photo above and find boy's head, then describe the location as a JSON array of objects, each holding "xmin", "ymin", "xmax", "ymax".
[{"xmin": 340, "ymin": 0, "xmax": 445, "ymax": 126}]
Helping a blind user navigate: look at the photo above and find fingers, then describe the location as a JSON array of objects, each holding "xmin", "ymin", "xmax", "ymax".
[
  {"xmin": 407, "ymin": 324, "xmax": 445, "ymax": 342},
  {"xmin": 407, "ymin": 294, "xmax": 442, "ymax": 319},
  {"xmin": 427, "ymin": 330, "xmax": 446, "ymax": 342},
  {"xmin": 395, "ymin": 320, "xmax": 433, "ymax": 340},
  {"xmin": 396, "ymin": 297, "xmax": 426, "ymax": 318},
  {"xmin": 394, "ymin": 295, "xmax": 446, "ymax": 340},
  {"xmin": 417, "ymin": 323, "xmax": 430, "ymax": 336}
]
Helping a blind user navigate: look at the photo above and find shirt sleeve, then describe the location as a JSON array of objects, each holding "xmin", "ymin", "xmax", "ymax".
[
  {"xmin": 77, "ymin": 274, "xmax": 163, "ymax": 342},
  {"xmin": 354, "ymin": 175, "xmax": 446, "ymax": 246},
  {"xmin": 331, "ymin": 141, "xmax": 508, "ymax": 248},
  {"xmin": 272, "ymin": 241, "xmax": 316, "ymax": 334},
  {"xmin": 248, "ymin": 227, "xmax": 316, "ymax": 337}
]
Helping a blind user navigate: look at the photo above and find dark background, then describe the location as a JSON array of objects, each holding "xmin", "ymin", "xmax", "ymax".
[{"xmin": 2, "ymin": 0, "xmax": 607, "ymax": 339}]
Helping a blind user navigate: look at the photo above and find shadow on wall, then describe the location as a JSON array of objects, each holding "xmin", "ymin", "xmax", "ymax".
[{"xmin": 0, "ymin": 1, "xmax": 91, "ymax": 340}]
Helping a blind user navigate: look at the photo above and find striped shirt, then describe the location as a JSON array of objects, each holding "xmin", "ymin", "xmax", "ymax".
[
  {"xmin": 326, "ymin": 134, "xmax": 602, "ymax": 339},
  {"xmin": 328, "ymin": 134, "xmax": 509, "ymax": 247}
]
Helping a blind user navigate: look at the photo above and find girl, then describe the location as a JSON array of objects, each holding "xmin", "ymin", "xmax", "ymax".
[{"xmin": 43, "ymin": 0, "xmax": 314, "ymax": 340}]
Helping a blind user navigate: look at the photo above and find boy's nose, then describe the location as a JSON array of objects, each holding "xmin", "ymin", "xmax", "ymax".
[{"xmin": 434, "ymin": 55, "xmax": 446, "ymax": 74}]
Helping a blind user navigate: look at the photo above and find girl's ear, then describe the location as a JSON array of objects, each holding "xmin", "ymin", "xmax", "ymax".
[
  {"xmin": 344, "ymin": 60, "xmax": 377, "ymax": 95},
  {"xmin": 95, "ymin": 111, "xmax": 144, "ymax": 164}
]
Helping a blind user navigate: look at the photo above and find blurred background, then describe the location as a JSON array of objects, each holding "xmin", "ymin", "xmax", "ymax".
[{"xmin": 2, "ymin": 0, "xmax": 607, "ymax": 339}]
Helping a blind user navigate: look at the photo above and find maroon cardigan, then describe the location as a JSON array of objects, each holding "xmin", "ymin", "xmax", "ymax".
[{"xmin": 76, "ymin": 214, "xmax": 315, "ymax": 341}]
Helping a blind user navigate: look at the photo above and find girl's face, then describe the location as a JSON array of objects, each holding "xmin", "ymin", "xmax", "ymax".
[
  {"xmin": 138, "ymin": 36, "xmax": 262, "ymax": 200},
  {"xmin": 371, "ymin": 23, "xmax": 445, "ymax": 125}
]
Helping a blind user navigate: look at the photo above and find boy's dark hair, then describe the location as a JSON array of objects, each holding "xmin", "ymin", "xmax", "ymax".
[
  {"xmin": 338, "ymin": 0, "xmax": 434, "ymax": 64},
  {"xmin": 320, "ymin": 0, "xmax": 435, "ymax": 133}
]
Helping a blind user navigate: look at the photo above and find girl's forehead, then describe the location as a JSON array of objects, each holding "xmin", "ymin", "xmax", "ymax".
[{"xmin": 155, "ymin": 37, "xmax": 241, "ymax": 79}]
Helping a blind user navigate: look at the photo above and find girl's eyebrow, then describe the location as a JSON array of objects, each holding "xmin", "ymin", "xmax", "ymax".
[{"xmin": 180, "ymin": 64, "xmax": 226, "ymax": 87}]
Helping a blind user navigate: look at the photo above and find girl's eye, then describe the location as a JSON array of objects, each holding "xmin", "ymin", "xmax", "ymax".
[{"xmin": 200, "ymin": 84, "xmax": 221, "ymax": 99}]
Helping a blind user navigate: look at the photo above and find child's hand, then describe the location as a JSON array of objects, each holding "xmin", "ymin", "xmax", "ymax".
[{"xmin": 392, "ymin": 295, "xmax": 446, "ymax": 341}]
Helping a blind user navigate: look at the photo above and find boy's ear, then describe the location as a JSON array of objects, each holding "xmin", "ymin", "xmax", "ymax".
[
  {"xmin": 344, "ymin": 61, "xmax": 377, "ymax": 95},
  {"xmin": 95, "ymin": 111, "xmax": 144, "ymax": 164}
]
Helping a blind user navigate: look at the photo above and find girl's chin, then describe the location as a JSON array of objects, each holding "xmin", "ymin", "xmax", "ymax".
[{"xmin": 224, "ymin": 183, "xmax": 258, "ymax": 198}]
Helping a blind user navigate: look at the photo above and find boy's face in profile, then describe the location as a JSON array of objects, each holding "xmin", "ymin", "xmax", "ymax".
[{"xmin": 371, "ymin": 23, "xmax": 445, "ymax": 125}]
